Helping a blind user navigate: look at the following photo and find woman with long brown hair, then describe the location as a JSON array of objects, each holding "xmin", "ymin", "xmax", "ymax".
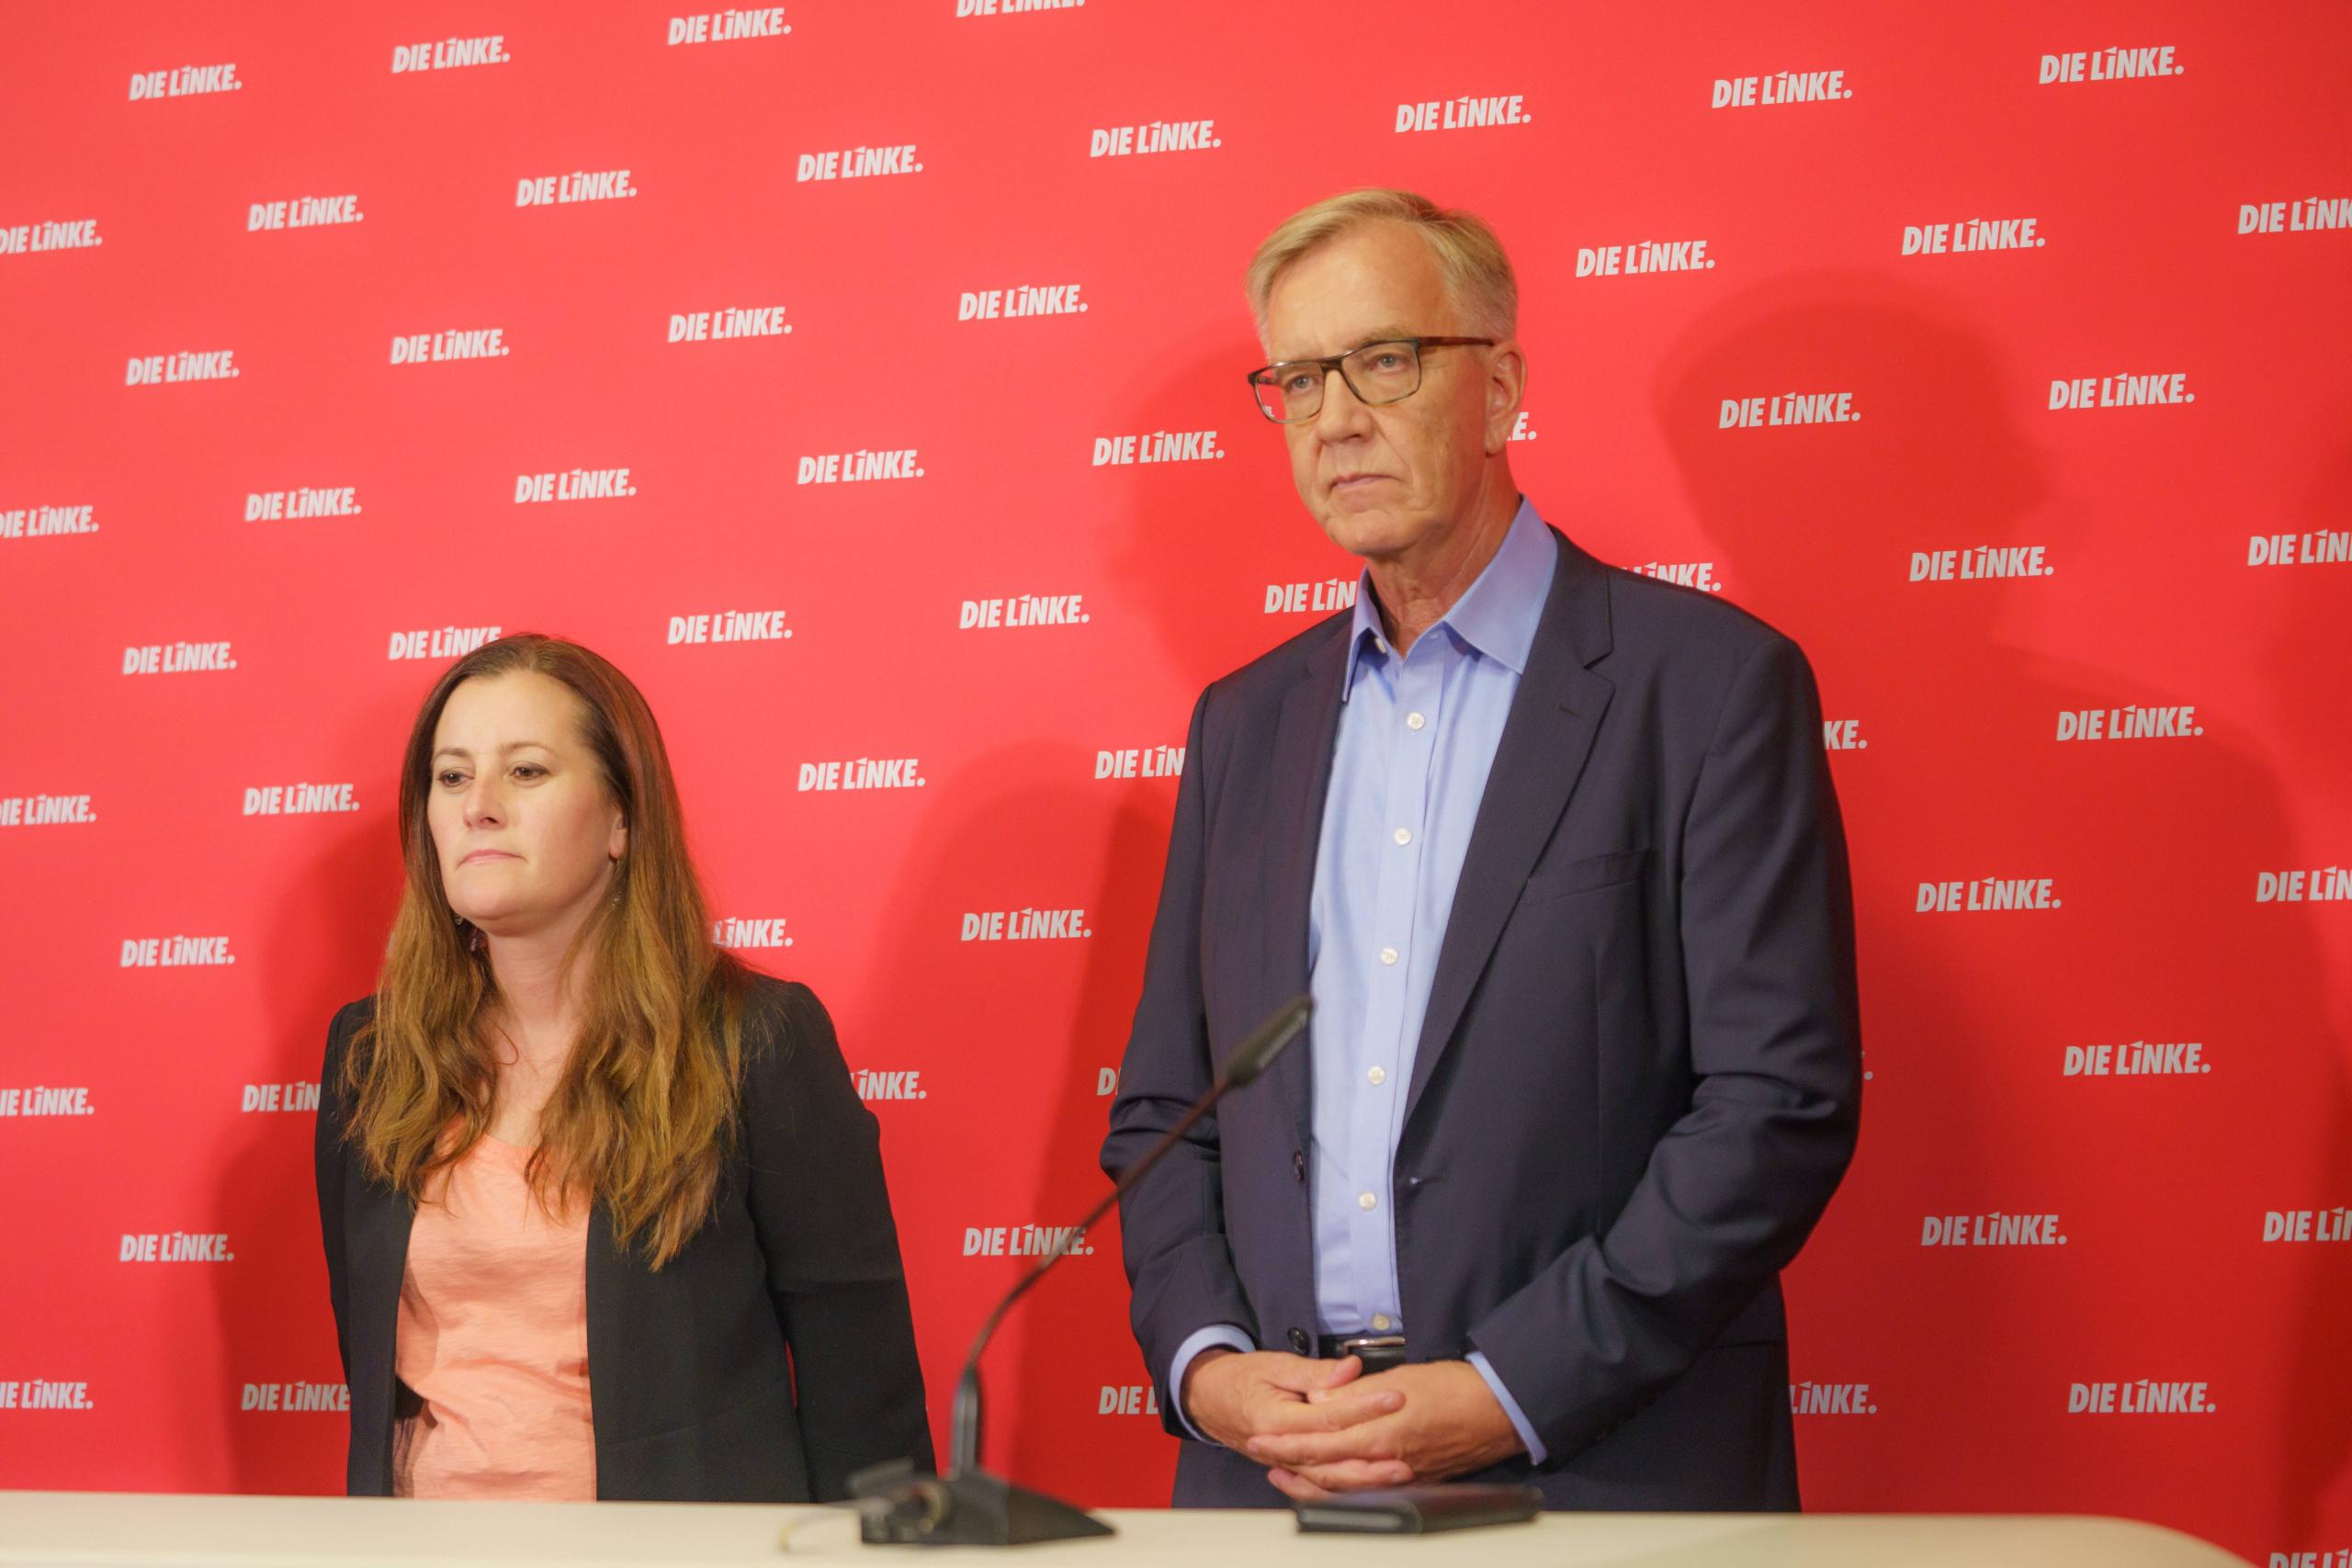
[{"xmin": 314, "ymin": 633, "xmax": 931, "ymax": 1501}]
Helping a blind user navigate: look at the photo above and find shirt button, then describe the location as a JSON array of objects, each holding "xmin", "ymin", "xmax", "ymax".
[
  {"xmin": 1374, "ymin": 637, "xmax": 1390, "ymax": 655},
  {"xmin": 1406, "ymin": 711, "xmax": 1426, "ymax": 731},
  {"xmin": 1358, "ymin": 1191, "xmax": 1378, "ymax": 1211},
  {"xmin": 1379, "ymin": 946, "xmax": 1398, "ymax": 966},
  {"xmin": 1371, "ymin": 1314, "xmax": 1393, "ymax": 1331},
  {"xmin": 1392, "ymin": 828, "xmax": 1411, "ymax": 846},
  {"xmin": 1368, "ymin": 1066, "xmax": 1386, "ymax": 1086}
]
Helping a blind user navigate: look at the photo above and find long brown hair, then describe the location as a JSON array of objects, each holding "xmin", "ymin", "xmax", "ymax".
[{"xmin": 346, "ymin": 633, "xmax": 751, "ymax": 1268}]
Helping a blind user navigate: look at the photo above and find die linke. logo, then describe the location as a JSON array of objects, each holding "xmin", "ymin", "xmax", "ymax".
[
  {"xmin": 247, "ymin": 195, "xmax": 362, "ymax": 232},
  {"xmin": 0, "ymin": 1381, "xmax": 93, "ymax": 1410},
  {"xmin": 391, "ymin": 37, "xmax": 509, "ymax": 73},
  {"xmin": 667, "ymin": 8, "xmax": 788, "ymax": 45},
  {"xmin": 958, "ymin": 283, "xmax": 1085, "ymax": 320},
  {"xmin": 2064, "ymin": 1039, "xmax": 2207, "ymax": 1077},
  {"xmin": 2056, "ymin": 704, "xmax": 2200, "ymax": 741},
  {"xmin": 129, "ymin": 62, "xmax": 240, "ymax": 99},
  {"xmin": 1921, "ymin": 1212, "xmax": 2066, "ymax": 1247},
  {"xmin": 797, "ymin": 144, "xmax": 921, "ymax": 182},
  {"xmin": 0, "ymin": 219, "xmax": 102, "ymax": 254},
  {"xmin": 121, "ymin": 936, "xmax": 235, "ymax": 967},
  {"xmin": 855, "ymin": 1069, "xmax": 925, "ymax": 1102},
  {"xmin": 516, "ymin": 170, "xmax": 637, "ymax": 207},
  {"xmin": 126, "ymin": 349, "xmax": 237, "ymax": 386},
  {"xmin": 1917, "ymin": 876, "xmax": 2061, "ymax": 912},
  {"xmin": 1713, "ymin": 69, "xmax": 1849, "ymax": 107},
  {"xmin": 2264, "ymin": 1207, "xmax": 2352, "ymax": 1243},
  {"xmin": 667, "ymin": 609, "xmax": 790, "ymax": 644},
  {"xmin": 2049, "ymin": 372, "xmax": 2193, "ymax": 410},
  {"xmin": 1903, "ymin": 218, "xmax": 2043, "ymax": 254},
  {"xmin": 1395, "ymin": 93, "xmax": 1532, "ymax": 132},
  {"xmin": 0, "ymin": 793, "xmax": 96, "ymax": 827},
  {"xmin": 124, "ymin": 641, "xmax": 234, "ymax": 674},
  {"xmin": 1577, "ymin": 239, "xmax": 1713, "ymax": 276},
  {"xmin": 1101, "ymin": 1385, "xmax": 1161, "ymax": 1416},
  {"xmin": 1822, "ymin": 720, "xmax": 1866, "ymax": 751},
  {"xmin": 242, "ymin": 1081, "xmax": 321, "ymax": 1113},
  {"xmin": 2067, "ymin": 1380, "xmax": 2214, "ymax": 1415},
  {"xmin": 2256, "ymin": 864, "xmax": 2352, "ymax": 903},
  {"xmin": 2, "ymin": 503, "xmax": 98, "ymax": 538},
  {"xmin": 961, "ymin": 908, "xmax": 1089, "ymax": 942},
  {"xmin": 956, "ymin": 0, "xmax": 1087, "ymax": 15},
  {"xmin": 1092, "ymin": 430, "xmax": 1223, "ymax": 465},
  {"xmin": 797, "ymin": 757, "xmax": 924, "ymax": 791},
  {"xmin": 1089, "ymin": 118, "xmax": 1217, "ymax": 157},
  {"xmin": 2040, "ymin": 46, "xmax": 2182, "ymax": 85},
  {"xmin": 797, "ymin": 448, "xmax": 921, "ymax": 483},
  {"xmin": 1266, "ymin": 576, "xmax": 1358, "ymax": 615},
  {"xmin": 242, "ymin": 1382, "xmax": 347, "ymax": 1413},
  {"xmin": 964, "ymin": 1224, "xmax": 1091, "ymax": 1258},
  {"xmin": 1789, "ymin": 1382, "xmax": 1874, "ymax": 1414},
  {"xmin": 247, "ymin": 487, "xmax": 359, "ymax": 520},
  {"xmin": 712, "ymin": 917, "xmax": 791, "ymax": 950},
  {"xmin": 389, "ymin": 626, "xmax": 501, "ymax": 660},
  {"xmin": 668, "ymin": 305, "xmax": 789, "ymax": 343},
  {"xmin": 959, "ymin": 593, "xmax": 1087, "ymax": 628},
  {"xmin": 1911, "ymin": 545, "xmax": 2052, "ymax": 581},
  {"xmin": 2248, "ymin": 529, "xmax": 2350, "ymax": 567},
  {"xmin": 1719, "ymin": 391, "xmax": 1858, "ymax": 428},
  {"xmin": 121, "ymin": 1231, "xmax": 233, "ymax": 1261},
  {"xmin": 1096, "ymin": 744, "xmax": 1184, "ymax": 781},
  {"xmin": 1635, "ymin": 560, "xmax": 1722, "ymax": 592},
  {"xmin": 243, "ymin": 783, "xmax": 358, "ymax": 817},
  {"xmin": 2270, "ymin": 1553, "xmax": 2352, "ymax": 1568},
  {"xmin": 392, "ymin": 327, "xmax": 508, "ymax": 365},
  {"xmin": 516, "ymin": 467, "xmax": 634, "ymax": 502},
  {"xmin": 2240, "ymin": 198, "xmax": 2349, "ymax": 235},
  {"xmin": 0, "ymin": 1086, "xmax": 94, "ymax": 1116}
]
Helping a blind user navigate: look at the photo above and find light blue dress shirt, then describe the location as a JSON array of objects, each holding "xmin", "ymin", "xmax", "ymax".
[{"xmin": 1171, "ymin": 498, "xmax": 1555, "ymax": 1464}]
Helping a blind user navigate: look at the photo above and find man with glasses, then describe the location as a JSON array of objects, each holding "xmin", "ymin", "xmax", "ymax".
[{"xmin": 1102, "ymin": 189, "xmax": 1860, "ymax": 1510}]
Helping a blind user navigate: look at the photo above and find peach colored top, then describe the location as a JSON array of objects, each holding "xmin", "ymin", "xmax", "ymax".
[{"xmin": 392, "ymin": 1134, "xmax": 595, "ymax": 1500}]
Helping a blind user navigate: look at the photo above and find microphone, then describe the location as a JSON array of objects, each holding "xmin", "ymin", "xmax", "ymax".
[{"xmin": 849, "ymin": 993, "xmax": 1312, "ymax": 1547}]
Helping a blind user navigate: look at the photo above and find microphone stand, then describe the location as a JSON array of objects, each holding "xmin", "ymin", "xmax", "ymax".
[{"xmin": 849, "ymin": 994, "xmax": 1312, "ymax": 1547}]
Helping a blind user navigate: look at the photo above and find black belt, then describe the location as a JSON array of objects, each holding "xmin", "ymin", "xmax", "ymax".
[{"xmin": 1317, "ymin": 1332, "xmax": 1408, "ymax": 1374}]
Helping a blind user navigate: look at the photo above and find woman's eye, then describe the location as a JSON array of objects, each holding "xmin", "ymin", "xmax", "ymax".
[
  {"xmin": 512, "ymin": 764, "xmax": 545, "ymax": 780},
  {"xmin": 436, "ymin": 771, "xmax": 467, "ymax": 787}
]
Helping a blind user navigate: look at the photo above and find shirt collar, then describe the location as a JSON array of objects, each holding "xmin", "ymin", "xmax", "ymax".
[{"xmin": 1341, "ymin": 496, "xmax": 1555, "ymax": 697}]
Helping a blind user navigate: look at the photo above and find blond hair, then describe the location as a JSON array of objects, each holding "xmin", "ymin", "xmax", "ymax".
[{"xmin": 1246, "ymin": 188, "xmax": 1518, "ymax": 344}]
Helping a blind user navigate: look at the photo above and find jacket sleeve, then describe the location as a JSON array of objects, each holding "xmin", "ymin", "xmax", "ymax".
[
  {"xmin": 313, "ymin": 1003, "xmax": 358, "ymax": 1384},
  {"xmin": 741, "ymin": 982, "xmax": 934, "ymax": 1498},
  {"xmin": 1466, "ymin": 632, "xmax": 1863, "ymax": 1464},
  {"xmin": 1100, "ymin": 686, "xmax": 1263, "ymax": 1440}
]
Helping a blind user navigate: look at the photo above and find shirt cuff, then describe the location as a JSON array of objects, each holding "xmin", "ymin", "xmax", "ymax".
[
  {"xmin": 1169, "ymin": 1325, "xmax": 1256, "ymax": 1443},
  {"xmin": 1465, "ymin": 1349, "xmax": 1547, "ymax": 1467}
]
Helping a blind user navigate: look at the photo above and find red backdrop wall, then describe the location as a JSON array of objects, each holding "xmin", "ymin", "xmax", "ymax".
[{"xmin": 2, "ymin": 3, "xmax": 2347, "ymax": 1561}]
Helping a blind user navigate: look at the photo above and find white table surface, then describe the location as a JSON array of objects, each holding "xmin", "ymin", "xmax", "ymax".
[{"xmin": 0, "ymin": 1491, "xmax": 2253, "ymax": 1567}]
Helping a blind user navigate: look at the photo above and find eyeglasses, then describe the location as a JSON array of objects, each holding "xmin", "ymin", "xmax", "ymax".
[{"xmin": 1246, "ymin": 336, "xmax": 1496, "ymax": 423}]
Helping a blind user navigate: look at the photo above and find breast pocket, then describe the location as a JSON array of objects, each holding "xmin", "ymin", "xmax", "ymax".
[{"xmin": 1517, "ymin": 847, "xmax": 1650, "ymax": 909}]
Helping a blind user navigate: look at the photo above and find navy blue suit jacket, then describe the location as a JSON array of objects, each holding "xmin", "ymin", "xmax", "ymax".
[{"xmin": 1102, "ymin": 525, "xmax": 1861, "ymax": 1509}]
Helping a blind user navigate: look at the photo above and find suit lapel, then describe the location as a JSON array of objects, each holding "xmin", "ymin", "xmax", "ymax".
[
  {"xmin": 1256, "ymin": 626, "xmax": 1349, "ymax": 1142},
  {"xmin": 1402, "ymin": 530, "xmax": 1615, "ymax": 1131}
]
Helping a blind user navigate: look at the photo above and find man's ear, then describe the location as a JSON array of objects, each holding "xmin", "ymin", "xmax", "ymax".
[{"xmin": 1484, "ymin": 340, "xmax": 1528, "ymax": 455}]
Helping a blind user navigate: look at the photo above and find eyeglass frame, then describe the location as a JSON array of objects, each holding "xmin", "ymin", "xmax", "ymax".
[{"xmin": 1245, "ymin": 335, "xmax": 1498, "ymax": 423}]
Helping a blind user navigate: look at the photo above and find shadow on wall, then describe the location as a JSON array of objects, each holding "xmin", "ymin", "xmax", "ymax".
[{"xmin": 1653, "ymin": 273, "xmax": 2342, "ymax": 1544}]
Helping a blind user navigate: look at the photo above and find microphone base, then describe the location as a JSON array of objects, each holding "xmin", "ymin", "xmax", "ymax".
[{"xmin": 849, "ymin": 1461, "xmax": 1116, "ymax": 1547}]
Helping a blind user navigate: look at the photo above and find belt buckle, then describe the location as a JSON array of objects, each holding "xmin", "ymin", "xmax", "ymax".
[{"xmin": 1337, "ymin": 1334, "xmax": 1406, "ymax": 1359}]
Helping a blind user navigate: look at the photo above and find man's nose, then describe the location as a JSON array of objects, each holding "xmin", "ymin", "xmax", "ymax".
[{"xmin": 1311, "ymin": 366, "xmax": 1373, "ymax": 440}]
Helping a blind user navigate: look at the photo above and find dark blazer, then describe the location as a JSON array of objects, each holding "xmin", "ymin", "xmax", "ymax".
[
  {"xmin": 315, "ymin": 974, "xmax": 933, "ymax": 1501},
  {"xmin": 1102, "ymin": 525, "xmax": 1861, "ymax": 1510}
]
